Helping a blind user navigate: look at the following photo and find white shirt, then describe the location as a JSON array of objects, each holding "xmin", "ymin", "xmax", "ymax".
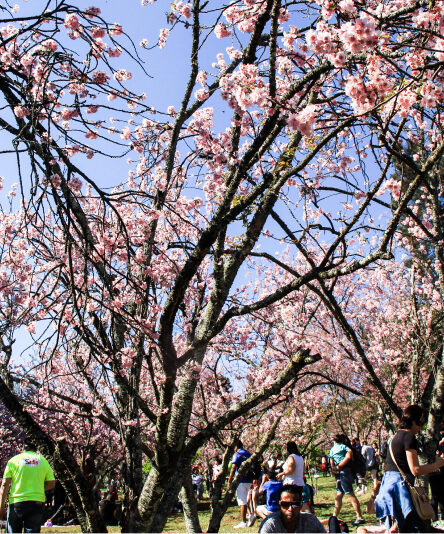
[{"xmin": 282, "ymin": 453, "xmax": 304, "ymax": 486}]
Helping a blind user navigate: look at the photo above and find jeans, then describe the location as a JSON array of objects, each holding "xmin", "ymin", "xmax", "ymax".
[{"xmin": 6, "ymin": 502, "xmax": 44, "ymax": 533}]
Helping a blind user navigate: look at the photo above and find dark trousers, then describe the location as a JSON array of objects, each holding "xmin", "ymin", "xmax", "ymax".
[{"xmin": 6, "ymin": 502, "xmax": 44, "ymax": 533}]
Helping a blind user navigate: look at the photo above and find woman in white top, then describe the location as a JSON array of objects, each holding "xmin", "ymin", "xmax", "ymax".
[{"xmin": 276, "ymin": 441, "xmax": 304, "ymax": 487}]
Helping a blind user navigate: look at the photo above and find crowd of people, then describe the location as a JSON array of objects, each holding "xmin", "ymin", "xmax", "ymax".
[{"xmin": 1, "ymin": 404, "xmax": 444, "ymax": 533}]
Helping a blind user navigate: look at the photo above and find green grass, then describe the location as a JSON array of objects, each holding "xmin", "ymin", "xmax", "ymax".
[{"xmin": 42, "ymin": 475, "xmax": 380, "ymax": 533}]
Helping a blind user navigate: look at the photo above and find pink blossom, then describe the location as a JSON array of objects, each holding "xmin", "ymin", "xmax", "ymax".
[
  {"xmin": 64, "ymin": 14, "xmax": 80, "ymax": 31},
  {"xmin": 287, "ymin": 104, "xmax": 318, "ymax": 136},
  {"xmin": 107, "ymin": 47, "xmax": 122, "ymax": 57},
  {"xmin": 68, "ymin": 176, "xmax": 82, "ymax": 192},
  {"xmin": 42, "ymin": 39, "xmax": 58, "ymax": 51},
  {"xmin": 195, "ymin": 88, "xmax": 209, "ymax": 101},
  {"xmin": 120, "ymin": 126, "xmax": 131, "ymax": 140},
  {"xmin": 14, "ymin": 105, "xmax": 30, "ymax": 118},
  {"xmin": 84, "ymin": 6, "xmax": 101, "ymax": 18},
  {"xmin": 109, "ymin": 23, "xmax": 123, "ymax": 36},
  {"xmin": 50, "ymin": 173, "xmax": 62, "ymax": 188},
  {"xmin": 158, "ymin": 28, "xmax": 169, "ymax": 48},
  {"xmin": 113, "ymin": 69, "xmax": 132, "ymax": 82},
  {"xmin": 90, "ymin": 26, "xmax": 106, "ymax": 39},
  {"xmin": 214, "ymin": 23, "xmax": 232, "ymax": 39}
]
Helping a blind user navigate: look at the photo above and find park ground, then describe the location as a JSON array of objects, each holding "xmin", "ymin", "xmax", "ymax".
[{"xmin": 41, "ymin": 474, "xmax": 380, "ymax": 533}]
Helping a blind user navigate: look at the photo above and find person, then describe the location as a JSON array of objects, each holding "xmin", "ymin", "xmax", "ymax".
[
  {"xmin": 99, "ymin": 491, "xmax": 117, "ymax": 526},
  {"xmin": 277, "ymin": 442, "xmax": 304, "ymax": 488},
  {"xmin": 259, "ymin": 484, "xmax": 326, "ymax": 533},
  {"xmin": 375, "ymin": 404, "xmax": 444, "ymax": 533},
  {"xmin": 0, "ymin": 438, "xmax": 55, "ymax": 533},
  {"xmin": 430, "ymin": 436, "xmax": 444, "ymax": 520},
  {"xmin": 361, "ymin": 441, "xmax": 378, "ymax": 489},
  {"xmin": 227, "ymin": 440, "xmax": 253, "ymax": 529},
  {"xmin": 321, "ymin": 457, "xmax": 328, "ymax": 477},
  {"xmin": 191, "ymin": 466, "xmax": 204, "ymax": 500},
  {"xmin": 328, "ymin": 433, "xmax": 365, "ymax": 526},
  {"xmin": 352, "ymin": 437, "xmax": 362, "ymax": 453},
  {"xmin": 302, "ymin": 477, "xmax": 315, "ymax": 513},
  {"xmin": 256, "ymin": 468, "xmax": 283, "ymax": 520}
]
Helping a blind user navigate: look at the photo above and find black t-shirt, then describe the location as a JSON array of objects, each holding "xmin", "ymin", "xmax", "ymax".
[{"xmin": 385, "ymin": 430, "xmax": 418, "ymax": 476}]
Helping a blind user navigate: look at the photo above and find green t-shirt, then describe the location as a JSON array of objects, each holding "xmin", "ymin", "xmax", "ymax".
[{"xmin": 3, "ymin": 451, "xmax": 55, "ymax": 504}]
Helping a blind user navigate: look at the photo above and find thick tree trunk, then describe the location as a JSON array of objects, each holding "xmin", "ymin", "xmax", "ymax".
[
  {"xmin": 180, "ymin": 463, "xmax": 202, "ymax": 533},
  {"xmin": 119, "ymin": 426, "xmax": 145, "ymax": 532},
  {"xmin": 150, "ymin": 462, "xmax": 186, "ymax": 532}
]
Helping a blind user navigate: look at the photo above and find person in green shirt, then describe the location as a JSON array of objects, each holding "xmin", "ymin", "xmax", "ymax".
[{"xmin": 0, "ymin": 438, "xmax": 55, "ymax": 533}]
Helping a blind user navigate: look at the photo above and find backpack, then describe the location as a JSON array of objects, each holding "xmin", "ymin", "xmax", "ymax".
[
  {"xmin": 245, "ymin": 459, "xmax": 262, "ymax": 482},
  {"xmin": 328, "ymin": 515, "xmax": 349, "ymax": 533},
  {"xmin": 351, "ymin": 448, "xmax": 366, "ymax": 477}
]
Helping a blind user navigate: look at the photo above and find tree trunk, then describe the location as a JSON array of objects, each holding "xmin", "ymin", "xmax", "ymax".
[
  {"xmin": 150, "ymin": 463, "xmax": 186, "ymax": 532},
  {"xmin": 180, "ymin": 463, "xmax": 202, "ymax": 533},
  {"xmin": 119, "ymin": 427, "xmax": 145, "ymax": 532}
]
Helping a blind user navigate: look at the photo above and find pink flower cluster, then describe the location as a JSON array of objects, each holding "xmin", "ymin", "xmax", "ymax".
[
  {"xmin": 113, "ymin": 69, "xmax": 132, "ymax": 82},
  {"xmin": 158, "ymin": 28, "xmax": 169, "ymax": 49},
  {"xmin": 64, "ymin": 13, "xmax": 80, "ymax": 31},
  {"xmin": 340, "ymin": 16, "xmax": 379, "ymax": 54},
  {"xmin": 287, "ymin": 104, "xmax": 318, "ymax": 136},
  {"xmin": 92, "ymin": 70, "xmax": 110, "ymax": 84},
  {"xmin": 219, "ymin": 64, "xmax": 269, "ymax": 112},
  {"xmin": 214, "ymin": 23, "xmax": 232, "ymax": 39},
  {"xmin": 14, "ymin": 105, "xmax": 30, "ymax": 118}
]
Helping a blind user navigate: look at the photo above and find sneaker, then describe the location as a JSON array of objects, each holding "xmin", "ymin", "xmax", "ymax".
[
  {"xmin": 247, "ymin": 514, "xmax": 256, "ymax": 527},
  {"xmin": 353, "ymin": 518, "xmax": 366, "ymax": 526},
  {"xmin": 233, "ymin": 522, "xmax": 248, "ymax": 529}
]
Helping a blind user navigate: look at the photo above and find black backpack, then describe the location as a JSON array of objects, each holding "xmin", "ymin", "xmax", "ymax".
[
  {"xmin": 245, "ymin": 459, "xmax": 262, "ymax": 482},
  {"xmin": 351, "ymin": 448, "xmax": 366, "ymax": 477}
]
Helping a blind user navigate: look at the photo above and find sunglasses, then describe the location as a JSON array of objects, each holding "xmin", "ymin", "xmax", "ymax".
[{"xmin": 280, "ymin": 501, "xmax": 302, "ymax": 509}]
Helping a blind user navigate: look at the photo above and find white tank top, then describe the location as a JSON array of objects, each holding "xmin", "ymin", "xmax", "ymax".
[{"xmin": 282, "ymin": 453, "xmax": 304, "ymax": 486}]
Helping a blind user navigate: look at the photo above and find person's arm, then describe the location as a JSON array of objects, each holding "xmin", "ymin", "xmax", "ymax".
[
  {"xmin": 0, "ymin": 478, "xmax": 11, "ymax": 520},
  {"xmin": 227, "ymin": 463, "xmax": 236, "ymax": 486},
  {"xmin": 276, "ymin": 456, "xmax": 295, "ymax": 479},
  {"xmin": 45, "ymin": 480, "xmax": 56, "ymax": 491},
  {"xmin": 337, "ymin": 449, "xmax": 353, "ymax": 470},
  {"xmin": 259, "ymin": 476, "xmax": 269, "ymax": 493},
  {"xmin": 406, "ymin": 449, "xmax": 444, "ymax": 477}
]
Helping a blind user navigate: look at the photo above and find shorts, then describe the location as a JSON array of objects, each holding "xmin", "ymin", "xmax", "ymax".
[
  {"xmin": 236, "ymin": 482, "xmax": 252, "ymax": 505},
  {"xmin": 337, "ymin": 469, "xmax": 354, "ymax": 494},
  {"xmin": 256, "ymin": 504, "xmax": 273, "ymax": 517}
]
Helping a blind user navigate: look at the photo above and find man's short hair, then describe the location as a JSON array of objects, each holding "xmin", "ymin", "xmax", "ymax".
[
  {"xmin": 23, "ymin": 437, "xmax": 37, "ymax": 451},
  {"xmin": 279, "ymin": 484, "xmax": 302, "ymax": 499},
  {"xmin": 235, "ymin": 439, "xmax": 243, "ymax": 449}
]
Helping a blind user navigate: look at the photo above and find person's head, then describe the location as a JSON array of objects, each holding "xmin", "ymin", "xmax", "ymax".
[
  {"xmin": 192, "ymin": 466, "xmax": 200, "ymax": 474},
  {"xmin": 399, "ymin": 404, "xmax": 426, "ymax": 431},
  {"xmin": 22, "ymin": 437, "xmax": 37, "ymax": 451},
  {"xmin": 279, "ymin": 485, "xmax": 303, "ymax": 523},
  {"xmin": 266, "ymin": 467, "xmax": 278, "ymax": 480},
  {"xmin": 235, "ymin": 439, "xmax": 243, "ymax": 451},
  {"xmin": 362, "ymin": 440, "xmax": 368, "ymax": 446},
  {"xmin": 333, "ymin": 433, "xmax": 343, "ymax": 444},
  {"xmin": 286, "ymin": 441, "xmax": 300, "ymax": 456}
]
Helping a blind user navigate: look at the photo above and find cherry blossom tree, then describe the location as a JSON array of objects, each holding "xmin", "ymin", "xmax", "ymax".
[{"xmin": 0, "ymin": 0, "xmax": 443, "ymax": 531}]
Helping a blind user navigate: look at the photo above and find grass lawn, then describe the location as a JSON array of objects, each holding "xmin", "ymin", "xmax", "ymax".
[{"xmin": 42, "ymin": 475, "xmax": 380, "ymax": 533}]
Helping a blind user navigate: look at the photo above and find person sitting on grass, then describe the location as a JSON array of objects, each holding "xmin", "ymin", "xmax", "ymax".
[
  {"xmin": 259, "ymin": 484, "xmax": 326, "ymax": 533},
  {"xmin": 255, "ymin": 468, "xmax": 283, "ymax": 522}
]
